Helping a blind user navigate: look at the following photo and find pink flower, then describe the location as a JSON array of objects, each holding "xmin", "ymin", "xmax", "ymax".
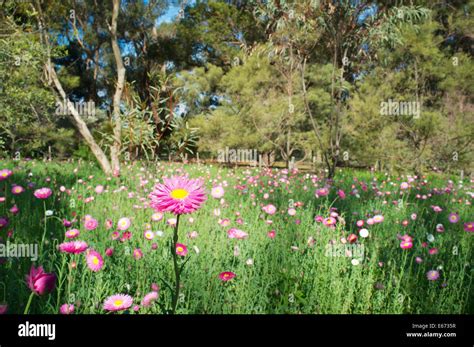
[
  {"xmin": 65, "ymin": 229, "xmax": 80, "ymax": 239},
  {"xmin": 84, "ymin": 216, "xmax": 98, "ymax": 231},
  {"xmin": 117, "ymin": 217, "xmax": 131, "ymax": 231},
  {"xmin": 431, "ymin": 205, "xmax": 443, "ymax": 213},
  {"xmin": 356, "ymin": 220, "xmax": 364, "ymax": 227},
  {"xmin": 337, "ymin": 189, "xmax": 346, "ymax": 199},
  {"xmin": 227, "ymin": 228, "xmax": 248, "ymax": 239},
  {"xmin": 105, "ymin": 248, "xmax": 114, "ymax": 256},
  {"xmin": 262, "ymin": 204, "xmax": 277, "ymax": 215},
  {"xmin": 151, "ymin": 212, "xmax": 164, "ymax": 222},
  {"xmin": 9, "ymin": 205, "xmax": 19, "ymax": 215},
  {"xmin": 86, "ymin": 250, "xmax": 104, "ymax": 272},
  {"xmin": 103, "ymin": 294, "xmax": 133, "ymax": 312},
  {"xmin": 426, "ymin": 270, "xmax": 440, "ymax": 281},
  {"xmin": 60, "ymin": 304, "xmax": 74, "ymax": 314},
  {"xmin": 26, "ymin": 265, "xmax": 56, "ymax": 296},
  {"xmin": 34, "ymin": 187, "xmax": 52, "ymax": 199},
  {"xmin": 0, "ymin": 216, "xmax": 8, "ymax": 229},
  {"xmin": 0, "ymin": 169, "xmax": 13, "ymax": 181},
  {"xmin": 105, "ymin": 219, "xmax": 113, "ymax": 230},
  {"xmin": 59, "ymin": 241, "xmax": 88, "ymax": 254},
  {"xmin": 436, "ymin": 224, "xmax": 445, "ymax": 232},
  {"xmin": 95, "ymin": 185, "xmax": 104, "ymax": 194},
  {"xmin": 133, "ymin": 248, "xmax": 143, "ymax": 260},
  {"xmin": 373, "ymin": 215, "xmax": 384, "ymax": 223},
  {"xmin": 0, "ymin": 304, "xmax": 8, "ymax": 314},
  {"xmin": 149, "ymin": 176, "xmax": 207, "ymax": 215},
  {"xmin": 288, "ymin": 208, "xmax": 296, "ymax": 216},
  {"xmin": 175, "ymin": 243, "xmax": 188, "ymax": 256},
  {"xmin": 464, "ymin": 222, "xmax": 474, "ymax": 232},
  {"xmin": 141, "ymin": 291, "xmax": 159, "ymax": 307},
  {"xmin": 315, "ymin": 188, "xmax": 329, "ymax": 197},
  {"xmin": 400, "ymin": 240, "xmax": 413, "ymax": 249},
  {"xmin": 219, "ymin": 271, "xmax": 236, "ymax": 281},
  {"xmin": 267, "ymin": 230, "xmax": 276, "ymax": 239},
  {"xmin": 400, "ymin": 182, "xmax": 409, "ymax": 190},
  {"xmin": 211, "ymin": 186, "xmax": 225, "ymax": 199},
  {"xmin": 448, "ymin": 212, "xmax": 459, "ymax": 224},
  {"xmin": 11, "ymin": 185, "xmax": 24, "ymax": 195},
  {"xmin": 323, "ymin": 217, "xmax": 336, "ymax": 227}
]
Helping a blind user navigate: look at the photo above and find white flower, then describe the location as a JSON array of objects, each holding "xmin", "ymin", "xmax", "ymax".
[
  {"xmin": 45, "ymin": 210, "xmax": 54, "ymax": 216},
  {"xmin": 155, "ymin": 230, "xmax": 164, "ymax": 237},
  {"xmin": 246, "ymin": 258, "xmax": 254, "ymax": 266},
  {"xmin": 359, "ymin": 229, "xmax": 369, "ymax": 238},
  {"xmin": 351, "ymin": 259, "xmax": 360, "ymax": 266},
  {"xmin": 427, "ymin": 234, "xmax": 435, "ymax": 242},
  {"xmin": 193, "ymin": 246, "xmax": 200, "ymax": 254}
]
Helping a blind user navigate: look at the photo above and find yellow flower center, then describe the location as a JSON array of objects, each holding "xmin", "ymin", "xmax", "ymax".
[
  {"xmin": 170, "ymin": 188, "xmax": 189, "ymax": 200},
  {"xmin": 92, "ymin": 257, "xmax": 99, "ymax": 265},
  {"xmin": 177, "ymin": 247, "xmax": 183, "ymax": 252},
  {"xmin": 114, "ymin": 299, "xmax": 123, "ymax": 307}
]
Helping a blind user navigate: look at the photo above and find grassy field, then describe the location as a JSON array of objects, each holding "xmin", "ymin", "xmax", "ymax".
[{"xmin": 0, "ymin": 160, "xmax": 472, "ymax": 314}]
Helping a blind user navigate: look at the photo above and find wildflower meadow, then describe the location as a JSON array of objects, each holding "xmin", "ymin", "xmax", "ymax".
[{"xmin": 0, "ymin": 160, "xmax": 472, "ymax": 315}]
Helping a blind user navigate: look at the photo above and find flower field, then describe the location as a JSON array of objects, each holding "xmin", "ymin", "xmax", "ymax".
[{"xmin": 0, "ymin": 161, "xmax": 472, "ymax": 314}]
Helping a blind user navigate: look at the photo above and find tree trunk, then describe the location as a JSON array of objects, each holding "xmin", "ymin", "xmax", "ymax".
[
  {"xmin": 109, "ymin": 0, "xmax": 126, "ymax": 174},
  {"xmin": 36, "ymin": 1, "xmax": 112, "ymax": 175}
]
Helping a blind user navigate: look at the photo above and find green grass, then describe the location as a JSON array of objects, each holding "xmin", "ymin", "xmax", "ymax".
[{"xmin": 0, "ymin": 160, "xmax": 472, "ymax": 314}]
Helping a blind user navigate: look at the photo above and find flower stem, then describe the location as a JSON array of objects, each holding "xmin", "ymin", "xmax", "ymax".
[
  {"xmin": 170, "ymin": 214, "xmax": 181, "ymax": 314},
  {"xmin": 39, "ymin": 201, "xmax": 48, "ymax": 255},
  {"xmin": 23, "ymin": 292, "xmax": 35, "ymax": 315}
]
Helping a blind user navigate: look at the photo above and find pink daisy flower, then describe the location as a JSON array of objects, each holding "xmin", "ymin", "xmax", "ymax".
[
  {"xmin": 11, "ymin": 185, "xmax": 24, "ymax": 195},
  {"xmin": 117, "ymin": 217, "xmax": 131, "ymax": 231},
  {"xmin": 448, "ymin": 212, "xmax": 459, "ymax": 224},
  {"xmin": 60, "ymin": 304, "xmax": 74, "ymax": 314},
  {"xmin": 103, "ymin": 294, "xmax": 133, "ymax": 312},
  {"xmin": 315, "ymin": 188, "xmax": 329, "ymax": 197},
  {"xmin": 262, "ymin": 204, "xmax": 277, "ymax": 215},
  {"xmin": 0, "ymin": 169, "xmax": 13, "ymax": 181},
  {"xmin": 426, "ymin": 270, "xmax": 440, "ymax": 281},
  {"xmin": 175, "ymin": 243, "xmax": 188, "ymax": 256},
  {"xmin": 151, "ymin": 212, "xmax": 164, "ymax": 222},
  {"xmin": 323, "ymin": 217, "xmax": 336, "ymax": 227},
  {"xmin": 144, "ymin": 230, "xmax": 155, "ymax": 240},
  {"xmin": 149, "ymin": 176, "xmax": 207, "ymax": 215},
  {"xmin": 34, "ymin": 187, "xmax": 52, "ymax": 199},
  {"xmin": 86, "ymin": 250, "xmax": 104, "ymax": 272},
  {"xmin": 59, "ymin": 241, "xmax": 88, "ymax": 254},
  {"xmin": 133, "ymin": 248, "xmax": 143, "ymax": 260},
  {"xmin": 211, "ymin": 186, "xmax": 225, "ymax": 199},
  {"xmin": 84, "ymin": 216, "xmax": 98, "ymax": 231},
  {"xmin": 141, "ymin": 291, "xmax": 159, "ymax": 307},
  {"xmin": 219, "ymin": 271, "xmax": 236, "ymax": 281},
  {"xmin": 373, "ymin": 215, "xmax": 384, "ymax": 223},
  {"xmin": 227, "ymin": 228, "xmax": 248, "ymax": 239},
  {"xmin": 464, "ymin": 222, "xmax": 474, "ymax": 232},
  {"xmin": 65, "ymin": 229, "xmax": 80, "ymax": 239}
]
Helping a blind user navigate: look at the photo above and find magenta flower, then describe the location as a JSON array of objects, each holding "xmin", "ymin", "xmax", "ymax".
[
  {"xmin": 33, "ymin": 187, "xmax": 52, "ymax": 199},
  {"xmin": 211, "ymin": 186, "xmax": 225, "ymax": 199},
  {"xmin": 0, "ymin": 304, "xmax": 8, "ymax": 314},
  {"xmin": 26, "ymin": 265, "xmax": 56, "ymax": 295},
  {"xmin": 337, "ymin": 189, "xmax": 346, "ymax": 199},
  {"xmin": 65, "ymin": 229, "xmax": 80, "ymax": 239},
  {"xmin": 86, "ymin": 250, "xmax": 104, "ymax": 272},
  {"xmin": 103, "ymin": 294, "xmax": 133, "ymax": 312},
  {"xmin": 117, "ymin": 217, "xmax": 131, "ymax": 231},
  {"xmin": 11, "ymin": 185, "xmax": 24, "ymax": 195},
  {"xmin": 141, "ymin": 291, "xmax": 159, "ymax": 307},
  {"xmin": 149, "ymin": 176, "xmax": 207, "ymax": 215},
  {"xmin": 426, "ymin": 270, "xmax": 440, "ymax": 281},
  {"xmin": 0, "ymin": 169, "xmax": 13, "ymax": 181},
  {"xmin": 219, "ymin": 271, "xmax": 236, "ymax": 281},
  {"xmin": 323, "ymin": 217, "xmax": 336, "ymax": 227},
  {"xmin": 227, "ymin": 228, "xmax": 248, "ymax": 239},
  {"xmin": 58, "ymin": 241, "xmax": 88, "ymax": 254},
  {"xmin": 59, "ymin": 304, "xmax": 74, "ymax": 314},
  {"xmin": 464, "ymin": 222, "xmax": 474, "ymax": 232},
  {"xmin": 315, "ymin": 187, "xmax": 329, "ymax": 197},
  {"xmin": 84, "ymin": 215, "xmax": 98, "ymax": 231},
  {"xmin": 448, "ymin": 212, "xmax": 459, "ymax": 224},
  {"xmin": 133, "ymin": 248, "xmax": 143, "ymax": 260},
  {"xmin": 175, "ymin": 243, "xmax": 188, "ymax": 256},
  {"xmin": 0, "ymin": 216, "xmax": 9, "ymax": 229}
]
